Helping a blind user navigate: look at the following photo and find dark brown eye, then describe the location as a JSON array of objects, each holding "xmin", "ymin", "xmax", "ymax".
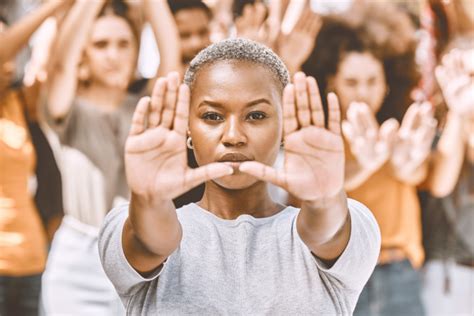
[
  {"xmin": 202, "ymin": 112, "xmax": 224, "ymax": 121},
  {"xmin": 247, "ymin": 112, "xmax": 267, "ymax": 121},
  {"xmin": 93, "ymin": 40, "xmax": 108, "ymax": 49}
]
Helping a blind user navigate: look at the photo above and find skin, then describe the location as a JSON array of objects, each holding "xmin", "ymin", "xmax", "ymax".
[
  {"xmin": 81, "ymin": 15, "xmax": 137, "ymax": 95},
  {"xmin": 328, "ymin": 51, "xmax": 387, "ymax": 117},
  {"xmin": 174, "ymin": 8, "xmax": 211, "ymax": 65},
  {"xmin": 122, "ymin": 62, "xmax": 349, "ymax": 274},
  {"xmin": 333, "ymin": 51, "xmax": 436, "ymax": 190},
  {"xmin": 0, "ymin": 22, "xmax": 15, "ymax": 96}
]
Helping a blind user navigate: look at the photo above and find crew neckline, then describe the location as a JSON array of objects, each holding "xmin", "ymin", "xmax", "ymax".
[{"xmin": 188, "ymin": 203, "xmax": 297, "ymax": 226}]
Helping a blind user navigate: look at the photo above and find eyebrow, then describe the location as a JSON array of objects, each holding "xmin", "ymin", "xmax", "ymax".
[{"xmin": 198, "ymin": 98, "xmax": 272, "ymax": 108}]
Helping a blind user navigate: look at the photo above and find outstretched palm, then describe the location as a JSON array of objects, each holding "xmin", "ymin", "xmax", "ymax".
[
  {"xmin": 125, "ymin": 73, "xmax": 232, "ymax": 200},
  {"xmin": 239, "ymin": 73, "xmax": 345, "ymax": 201}
]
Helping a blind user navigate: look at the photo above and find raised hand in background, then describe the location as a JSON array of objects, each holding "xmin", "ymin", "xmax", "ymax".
[
  {"xmin": 436, "ymin": 48, "xmax": 474, "ymax": 116},
  {"xmin": 390, "ymin": 102, "xmax": 437, "ymax": 183},
  {"xmin": 277, "ymin": 6, "xmax": 321, "ymax": 75},
  {"xmin": 342, "ymin": 102, "xmax": 399, "ymax": 174}
]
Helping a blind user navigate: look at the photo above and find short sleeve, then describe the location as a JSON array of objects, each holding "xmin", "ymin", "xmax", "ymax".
[
  {"xmin": 296, "ymin": 198, "xmax": 381, "ymax": 291},
  {"xmin": 98, "ymin": 204, "xmax": 163, "ymax": 298},
  {"xmin": 43, "ymin": 100, "xmax": 79, "ymax": 143}
]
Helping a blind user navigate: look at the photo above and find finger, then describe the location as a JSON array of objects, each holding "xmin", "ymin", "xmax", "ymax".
[
  {"xmin": 358, "ymin": 102, "xmax": 379, "ymax": 139},
  {"xmin": 293, "ymin": 8, "xmax": 308, "ymax": 31},
  {"xmin": 254, "ymin": 2, "xmax": 267, "ymax": 27},
  {"xmin": 307, "ymin": 14, "xmax": 322, "ymax": 37},
  {"xmin": 399, "ymin": 103, "xmax": 421, "ymax": 138},
  {"xmin": 341, "ymin": 120, "xmax": 356, "ymax": 143},
  {"xmin": 184, "ymin": 163, "xmax": 234, "ymax": 191},
  {"xmin": 414, "ymin": 119, "xmax": 437, "ymax": 149},
  {"xmin": 126, "ymin": 126, "xmax": 168, "ymax": 153},
  {"xmin": 327, "ymin": 92, "xmax": 341, "ymax": 135},
  {"xmin": 129, "ymin": 96, "xmax": 151, "ymax": 136},
  {"xmin": 379, "ymin": 118, "xmax": 399, "ymax": 150},
  {"xmin": 173, "ymin": 84, "xmax": 190, "ymax": 136},
  {"xmin": 302, "ymin": 10, "xmax": 315, "ymax": 33},
  {"xmin": 294, "ymin": 72, "xmax": 311, "ymax": 127},
  {"xmin": 161, "ymin": 72, "xmax": 180, "ymax": 129},
  {"xmin": 150, "ymin": 77, "xmax": 167, "ymax": 127},
  {"xmin": 283, "ymin": 84, "xmax": 298, "ymax": 136},
  {"xmin": 239, "ymin": 161, "xmax": 286, "ymax": 188},
  {"xmin": 346, "ymin": 102, "xmax": 365, "ymax": 136},
  {"xmin": 306, "ymin": 76, "xmax": 324, "ymax": 128}
]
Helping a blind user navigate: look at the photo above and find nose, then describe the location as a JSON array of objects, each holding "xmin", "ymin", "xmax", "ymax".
[
  {"xmin": 355, "ymin": 84, "xmax": 370, "ymax": 103},
  {"xmin": 106, "ymin": 45, "xmax": 120, "ymax": 61},
  {"xmin": 222, "ymin": 116, "xmax": 247, "ymax": 147},
  {"xmin": 189, "ymin": 34, "xmax": 204, "ymax": 51}
]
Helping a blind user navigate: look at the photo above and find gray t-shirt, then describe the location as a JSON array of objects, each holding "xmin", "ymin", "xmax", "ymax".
[
  {"xmin": 99, "ymin": 199, "xmax": 380, "ymax": 315},
  {"xmin": 58, "ymin": 96, "xmax": 139, "ymax": 205}
]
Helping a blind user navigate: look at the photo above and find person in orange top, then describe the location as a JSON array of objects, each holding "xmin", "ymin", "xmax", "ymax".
[
  {"xmin": 0, "ymin": 2, "xmax": 70, "ymax": 314},
  {"xmin": 302, "ymin": 5, "xmax": 437, "ymax": 315}
]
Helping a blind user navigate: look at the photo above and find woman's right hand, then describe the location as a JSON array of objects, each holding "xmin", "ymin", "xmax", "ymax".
[
  {"xmin": 125, "ymin": 73, "xmax": 233, "ymax": 201},
  {"xmin": 436, "ymin": 48, "xmax": 474, "ymax": 116},
  {"xmin": 342, "ymin": 102, "xmax": 399, "ymax": 173}
]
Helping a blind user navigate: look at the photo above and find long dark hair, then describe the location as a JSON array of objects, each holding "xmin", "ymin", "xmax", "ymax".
[{"xmin": 302, "ymin": 4, "xmax": 420, "ymax": 124}]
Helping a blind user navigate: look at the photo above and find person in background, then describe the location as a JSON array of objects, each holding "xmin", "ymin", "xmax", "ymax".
[
  {"xmin": 421, "ymin": 38, "xmax": 474, "ymax": 316},
  {"xmin": 167, "ymin": 0, "xmax": 212, "ymax": 76},
  {"xmin": 0, "ymin": 1, "xmax": 71, "ymax": 315},
  {"xmin": 302, "ymin": 4, "xmax": 436, "ymax": 315},
  {"xmin": 41, "ymin": 0, "xmax": 180, "ymax": 314}
]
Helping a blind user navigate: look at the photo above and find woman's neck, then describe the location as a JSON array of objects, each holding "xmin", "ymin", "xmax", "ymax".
[
  {"xmin": 198, "ymin": 181, "xmax": 284, "ymax": 220},
  {"xmin": 78, "ymin": 83, "xmax": 127, "ymax": 112}
]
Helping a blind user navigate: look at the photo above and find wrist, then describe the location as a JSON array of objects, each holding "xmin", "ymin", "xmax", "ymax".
[
  {"xmin": 131, "ymin": 191, "xmax": 166, "ymax": 211},
  {"xmin": 302, "ymin": 189, "xmax": 347, "ymax": 212}
]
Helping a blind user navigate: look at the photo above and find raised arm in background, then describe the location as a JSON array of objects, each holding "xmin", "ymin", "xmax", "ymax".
[
  {"xmin": 46, "ymin": 0, "xmax": 105, "ymax": 120},
  {"xmin": 428, "ymin": 48, "xmax": 473, "ymax": 197},
  {"xmin": 143, "ymin": 0, "xmax": 182, "ymax": 77},
  {"xmin": 0, "ymin": 0, "xmax": 71, "ymax": 65}
]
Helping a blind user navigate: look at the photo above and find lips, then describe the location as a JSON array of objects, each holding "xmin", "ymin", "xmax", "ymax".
[{"xmin": 217, "ymin": 153, "xmax": 252, "ymax": 163}]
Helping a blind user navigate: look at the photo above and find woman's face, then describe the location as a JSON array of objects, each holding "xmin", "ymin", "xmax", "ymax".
[
  {"xmin": 189, "ymin": 61, "xmax": 283, "ymax": 190},
  {"xmin": 329, "ymin": 52, "xmax": 387, "ymax": 116},
  {"xmin": 0, "ymin": 22, "xmax": 15, "ymax": 93},
  {"xmin": 83, "ymin": 15, "xmax": 137, "ymax": 89}
]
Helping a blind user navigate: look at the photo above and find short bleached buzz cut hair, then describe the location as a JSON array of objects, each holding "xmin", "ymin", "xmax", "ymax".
[{"xmin": 184, "ymin": 38, "xmax": 290, "ymax": 91}]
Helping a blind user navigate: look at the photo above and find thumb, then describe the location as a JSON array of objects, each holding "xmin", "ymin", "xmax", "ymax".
[
  {"xmin": 184, "ymin": 163, "xmax": 234, "ymax": 192},
  {"xmin": 239, "ymin": 161, "xmax": 287, "ymax": 189}
]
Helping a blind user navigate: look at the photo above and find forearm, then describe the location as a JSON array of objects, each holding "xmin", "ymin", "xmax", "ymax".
[
  {"xmin": 297, "ymin": 190, "xmax": 350, "ymax": 262},
  {"xmin": 123, "ymin": 193, "xmax": 182, "ymax": 274},
  {"xmin": 143, "ymin": 0, "xmax": 182, "ymax": 77},
  {"xmin": 428, "ymin": 112, "xmax": 466, "ymax": 197},
  {"xmin": 0, "ymin": 1, "xmax": 66, "ymax": 64},
  {"xmin": 47, "ymin": 0, "xmax": 104, "ymax": 119}
]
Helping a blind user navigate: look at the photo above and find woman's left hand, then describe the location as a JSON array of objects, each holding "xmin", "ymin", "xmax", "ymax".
[
  {"xmin": 239, "ymin": 72, "xmax": 345, "ymax": 202},
  {"xmin": 390, "ymin": 102, "xmax": 437, "ymax": 181}
]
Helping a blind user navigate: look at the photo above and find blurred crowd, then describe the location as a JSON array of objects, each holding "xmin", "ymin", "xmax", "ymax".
[{"xmin": 0, "ymin": 0, "xmax": 472, "ymax": 315}]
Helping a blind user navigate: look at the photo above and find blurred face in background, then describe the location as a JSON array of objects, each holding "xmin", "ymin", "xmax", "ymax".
[
  {"xmin": 0, "ymin": 21, "xmax": 15, "ymax": 94},
  {"xmin": 175, "ymin": 8, "xmax": 211, "ymax": 65},
  {"xmin": 82, "ymin": 15, "xmax": 137, "ymax": 90},
  {"xmin": 329, "ymin": 51, "xmax": 387, "ymax": 117}
]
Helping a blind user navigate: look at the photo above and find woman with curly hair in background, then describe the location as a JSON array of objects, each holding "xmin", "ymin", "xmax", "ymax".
[{"xmin": 302, "ymin": 3, "xmax": 437, "ymax": 315}]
